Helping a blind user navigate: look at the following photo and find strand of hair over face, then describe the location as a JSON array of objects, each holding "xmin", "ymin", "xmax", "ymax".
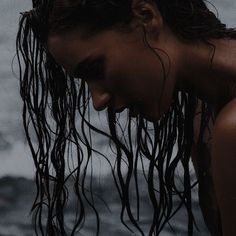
[{"xmin": 16, "ymin": 0, "xmax": 236, "ymax": 235}]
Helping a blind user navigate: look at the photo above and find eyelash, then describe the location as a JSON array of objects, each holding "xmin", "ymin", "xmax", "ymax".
[{"xmin": 79, "ymin": 60, "xmax": 104, "ymax": 81}]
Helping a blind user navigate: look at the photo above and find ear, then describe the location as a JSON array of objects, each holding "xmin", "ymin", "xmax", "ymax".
[{"xmin": 130, "ymin": 0, "xmax": 163, "ymax": 37}]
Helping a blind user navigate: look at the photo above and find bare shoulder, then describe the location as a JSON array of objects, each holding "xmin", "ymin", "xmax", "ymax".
[
  {"xmin": 211, "ymin": 98, "xmax": 236, "ymax": 168},
  {"xmin": 211, "ymin": 98, "xmax": 236, "ymax": 177},
  {"xmin": 211, "ymin": 98, "xmax": 236, "ymax": 236},
  {"xmin": 213, "ymin": 98, "xmax": 236, "ymax": 140}
]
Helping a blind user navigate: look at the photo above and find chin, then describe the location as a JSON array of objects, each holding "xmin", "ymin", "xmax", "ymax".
[
  {"xmin": 130, "ymin": 104, "xmax": 167, "ymax": 122},
  {"xmin": 142, "ymin": 103, "xmax": 171, "ymax": 122},
  {"xmin": 141, "ymin": 111, "xmax": 162, "ymax": 123},
  {"xmin": 144, "ymin": 115, "xmax": 160, "ymax": 123}
]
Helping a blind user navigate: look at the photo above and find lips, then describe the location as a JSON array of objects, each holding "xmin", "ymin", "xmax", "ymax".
[{"xmin": 113, "ymin": 104, "xmax": 140, "ymax": 117}]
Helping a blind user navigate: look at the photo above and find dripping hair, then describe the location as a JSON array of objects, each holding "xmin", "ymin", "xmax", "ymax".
[{"xmin": 16, "ymin": 0, "xmax": 236, "ymax": 235}]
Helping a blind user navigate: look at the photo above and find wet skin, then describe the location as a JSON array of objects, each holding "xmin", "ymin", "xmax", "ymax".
[
  {"xmin": 48, "ymin": 28, "xmax": 177, "ymax": 122},
  {"xmin": 47, "ymin": 1, "xmax": 236, "ymax": 235}
]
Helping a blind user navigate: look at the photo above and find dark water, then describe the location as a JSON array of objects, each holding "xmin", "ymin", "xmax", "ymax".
[
  {"xmin": 0, "ymin": 0, "xmax": 235, "ymax": 235},
  {"xmin": 0, "ymin": 177, "xmax": 34, "ymax": 236},
  {"xmin": 0, "ymin": 175, "xmax": 210, "ymax": 236}
]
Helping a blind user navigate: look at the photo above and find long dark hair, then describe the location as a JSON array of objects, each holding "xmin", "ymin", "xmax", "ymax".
[{"xmin": 16, "ymin": 0, "xmax": 236, "ymax": 235}]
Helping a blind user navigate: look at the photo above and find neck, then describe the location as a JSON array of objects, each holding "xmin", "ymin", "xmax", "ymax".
[{"xmin": 176, "ymin": 38, "xmax": 236, "ymax": 112}]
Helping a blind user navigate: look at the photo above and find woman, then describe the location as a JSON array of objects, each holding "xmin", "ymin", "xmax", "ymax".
[{"xmin": 16, "ymin": 0, "xmax": 236, "ymax": 235}]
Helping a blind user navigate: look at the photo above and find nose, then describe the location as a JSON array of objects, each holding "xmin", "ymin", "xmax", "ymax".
[{"xmin": 89, "ymin": 83, "xmax": 112, "ymax": 111}]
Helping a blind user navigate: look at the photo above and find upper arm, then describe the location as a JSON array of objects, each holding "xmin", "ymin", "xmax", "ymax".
[{"xmin": 211, "ymin": 103, "xmax": 236, "ymax": 235}]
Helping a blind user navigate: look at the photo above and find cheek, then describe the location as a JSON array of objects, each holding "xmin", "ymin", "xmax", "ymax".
[
  {"xmin": 109, "ymin": 67, "xmax": 163, "ymax": 102},
  {"xmin": 107, "ymin": 69, "xmax": 144, "ymax": 99},
  {"xmin": 130, "ymin": 68, "xmax": 164, "ymax": 102},
  {"xmin": 105, "ymin": 62, "xmax": 134, "ymax": 96},
  {"xmin": 105, "ymin": 48, "xmax": 165, "ymax": 101}
]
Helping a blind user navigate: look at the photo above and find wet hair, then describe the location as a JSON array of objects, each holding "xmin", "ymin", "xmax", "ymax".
[{"xmin": 16, "ymin": 0, "xmax": 236, "ymax": 235}]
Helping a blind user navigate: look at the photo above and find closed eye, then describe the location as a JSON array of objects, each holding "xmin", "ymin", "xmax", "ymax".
[{"xmin": 74, "ymin": 57, "xmax": 105, "ymax": 81}]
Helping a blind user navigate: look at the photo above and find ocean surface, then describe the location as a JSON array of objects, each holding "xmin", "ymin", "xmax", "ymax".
[{"xmin": 0, "ymin": 0, "xmax": 235, "ymax": 235}]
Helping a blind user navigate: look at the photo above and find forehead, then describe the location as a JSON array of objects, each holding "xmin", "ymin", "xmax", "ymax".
[
  {"xmin": 47, "ymin": 30, "xmax": 104, "ymax": 74},
  {"xmin": 47, "ymin": 28, "xmax": 141, "ymax": 75}
]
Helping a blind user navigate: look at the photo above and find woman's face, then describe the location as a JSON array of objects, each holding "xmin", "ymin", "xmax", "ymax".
[{"xmin": 48, "ymin": 27, "xmax": 176, "ymax": 122}]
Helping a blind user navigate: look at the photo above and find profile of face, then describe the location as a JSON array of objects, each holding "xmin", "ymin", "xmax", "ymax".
[{"xmin": 47, "ymin": 1, "xmax": 178, "ymax": 122}]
